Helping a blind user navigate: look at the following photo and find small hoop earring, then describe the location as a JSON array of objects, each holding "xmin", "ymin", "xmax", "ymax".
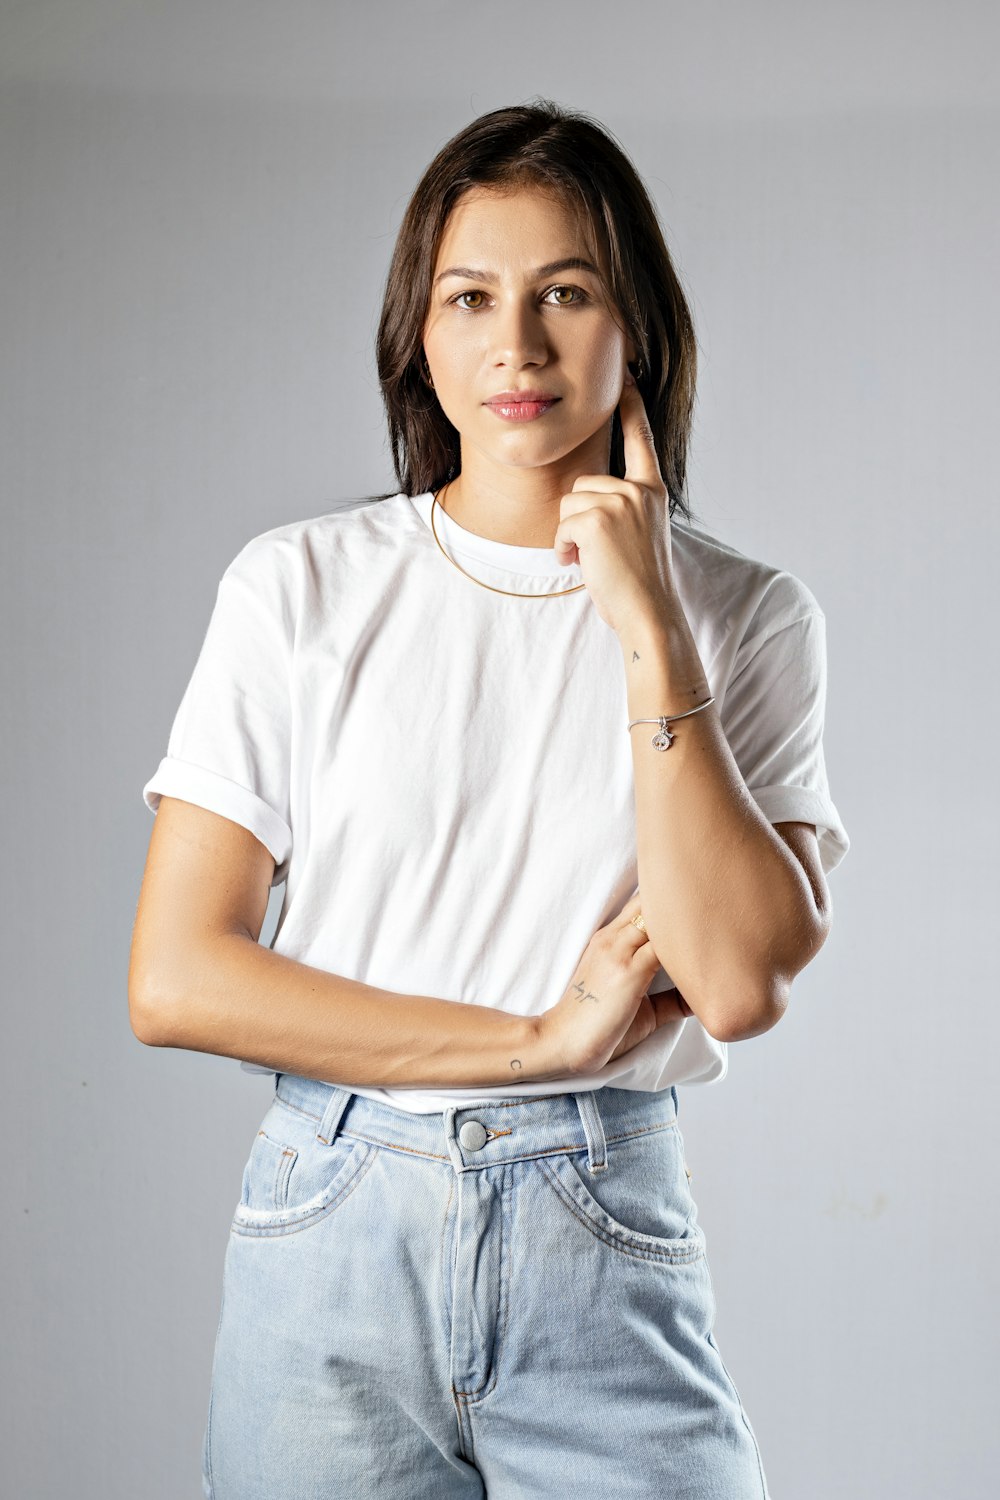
[{"xmin": 631, "ymin": 354, "xmax": 645, "ymax": 381}]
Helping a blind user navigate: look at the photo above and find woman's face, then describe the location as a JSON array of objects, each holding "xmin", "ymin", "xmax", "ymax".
[{"xmin": 421, "ymin": 185, "xmax": 636, "ymax": 476}]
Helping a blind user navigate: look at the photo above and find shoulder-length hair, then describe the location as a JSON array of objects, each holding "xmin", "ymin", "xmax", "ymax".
[{"xmin": 374, "ymin": 98, "xmax": 700, "ymax": 525}]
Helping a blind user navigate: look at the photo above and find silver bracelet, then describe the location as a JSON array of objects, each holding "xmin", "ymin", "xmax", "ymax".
[{"xmin": 627, "ymin": 696, "xmax": 716, "ymax": 750}]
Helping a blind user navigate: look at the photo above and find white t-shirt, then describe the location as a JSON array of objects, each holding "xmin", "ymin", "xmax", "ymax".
[{"xmin": 142, "ymin": 490, "xmax": 850, "ymax": 1112}]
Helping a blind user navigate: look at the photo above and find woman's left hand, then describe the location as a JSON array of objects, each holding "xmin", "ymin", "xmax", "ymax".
[{"xmin": 552, "ymin": 374, "xmax": 677, "ymax": 637}]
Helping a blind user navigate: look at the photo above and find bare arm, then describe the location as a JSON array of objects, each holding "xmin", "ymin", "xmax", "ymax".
[
  {"xmin": 621, "ymin": 616, "xmax": 831, "ymax": 1041},
  {"xmin": 128, "ymin": 797, "xmax": 562, "ymax": 1090}
]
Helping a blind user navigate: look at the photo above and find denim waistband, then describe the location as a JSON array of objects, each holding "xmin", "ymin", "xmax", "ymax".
[{"xmin": 273, "ymin": 1073, "xmax": 679, "ymax": 1175}]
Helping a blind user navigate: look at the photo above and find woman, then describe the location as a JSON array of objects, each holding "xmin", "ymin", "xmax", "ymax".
[{"xmin": 131, "ymin": 100, "xmax": 849, "ymax": 1498}]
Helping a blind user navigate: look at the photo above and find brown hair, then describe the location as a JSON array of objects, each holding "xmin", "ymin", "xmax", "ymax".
[{"xmin": 373, "ymin": 98, "xmax": 700, "ymax": 525}]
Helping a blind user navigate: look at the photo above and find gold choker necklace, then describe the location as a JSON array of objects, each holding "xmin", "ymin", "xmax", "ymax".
[{"xmin": 429, "ymin": 481, "xmax": 587, "ymax": 599}]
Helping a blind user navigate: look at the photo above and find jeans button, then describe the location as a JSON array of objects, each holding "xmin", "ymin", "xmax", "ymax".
[{"xmin": 458, "ymin": 1120, "xmax": 488, "ymax": 1152}]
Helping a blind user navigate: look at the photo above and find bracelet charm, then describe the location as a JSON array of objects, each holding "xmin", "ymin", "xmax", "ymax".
[{"xmin": 627, "ymin": 696, "xmax": 716, "ymax": 751}]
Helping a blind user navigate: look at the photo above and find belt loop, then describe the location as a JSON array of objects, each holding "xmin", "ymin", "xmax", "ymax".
[
  {"xmin": 574, "ymin": 1090, "xmax": 608, "ymax": 1173},
  {"xmin": 315, "ymin": 1086, "xmax": 351, "ymax": 1146},
  {"xmin": 442, "ymin": 1106, "xmax": 466, "ymax": 1175}
]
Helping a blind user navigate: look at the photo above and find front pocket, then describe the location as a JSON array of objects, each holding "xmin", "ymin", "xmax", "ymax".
[
  {"xmin": 231, "ymin": 1096, "xmax": 374, "ymax": 1238},
  {"xmin": 538, "ymin": 1125, "xmax": 706, "ymax": 1264},
  {"xmin": 239, "ymin": 1128, "xmax": 298, "ymax": 1213}
]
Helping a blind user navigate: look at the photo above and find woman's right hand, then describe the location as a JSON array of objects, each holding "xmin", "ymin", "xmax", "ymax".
[{"xmin": 537, "ymin": 890, "xmax": 693, "ymax": 1078}]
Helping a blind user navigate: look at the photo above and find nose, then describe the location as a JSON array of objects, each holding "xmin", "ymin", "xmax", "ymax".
[{"xmin": 490, "ymin": 295, "xmax": 549, "ymax": 371}]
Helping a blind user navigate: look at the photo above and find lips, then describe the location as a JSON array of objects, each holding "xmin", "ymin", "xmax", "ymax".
[{"xmin": 485, "ymin": 393, "xmax": 561, "ymax": 422}]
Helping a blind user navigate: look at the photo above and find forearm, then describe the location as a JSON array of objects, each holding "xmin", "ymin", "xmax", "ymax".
[
  {"xmin": 621, "ymin": 608, "xmax": 827, "ymax": 1040},
  {"xmin": 136, "ymin": 935, "xmax": 562, "ymax": 1089}
]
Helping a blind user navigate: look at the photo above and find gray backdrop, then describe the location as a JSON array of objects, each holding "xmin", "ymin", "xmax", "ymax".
[{"xmin": 3, "ymin": 2, "xmax": 997, "ymax": 1496}]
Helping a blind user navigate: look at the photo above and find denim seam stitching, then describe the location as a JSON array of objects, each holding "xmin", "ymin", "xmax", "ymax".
[
  {"xmin": 537, "ymin": 1156, "xmax": 705, "ymax": 1264},
  {"xmin": 274, "ymin": 1094, "xmax": 675, "ymax": 1166},
  {"xmin": 273, "ymin": 1094, "xmax": 323, "ymax": 1123},
  {"xmin": 335, "ymin": 1118, "xmax": 675, "ymax": 1165},
  {"xmin": 347, "ymin": 1133, "xmax": 453, "ymax": 1162},
  {"xmin": 439, "ymin": 1172, "xmax": 455, "ymax": 1348},
  {"xmin": 231, "ymin": 1142, "xmax": 376, "ymax": 1237},
  {"xmin": 453, "ymin": 1161, "xmax": 512, "ymax": 1404}
]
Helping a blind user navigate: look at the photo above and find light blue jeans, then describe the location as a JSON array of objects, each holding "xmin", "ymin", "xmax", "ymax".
[{"xmin": 202, "ymin": 1073, "xmax": 771, "ymax": 1498}]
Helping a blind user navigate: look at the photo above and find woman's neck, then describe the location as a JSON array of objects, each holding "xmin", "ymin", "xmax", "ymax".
[{"xmin": 440, "ymin": 445, "xmax": 610, "ymax": 549}]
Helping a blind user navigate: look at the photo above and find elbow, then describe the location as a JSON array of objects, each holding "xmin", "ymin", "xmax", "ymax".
[
  {"xmin": 129, "ymin": 986, "xmax": 170, "ymax": 1047},
  {"xmin": 704, "ymin": 976, "xmax": 791, "ymax": 1044},
  {"xmin": 707, "ymin": 907, "xmax": 831, "ymax": 1043},
  {"xmin": 129, "ymin": 932, "xmax": 242, "ymax": 1049},
  {"xmin": 128, "ymin": 926, "xmax": 175, "ymax": 1045},
  {"xmin": 128, "ymin": 970, "xmax": 186, "ymax": 1048}
]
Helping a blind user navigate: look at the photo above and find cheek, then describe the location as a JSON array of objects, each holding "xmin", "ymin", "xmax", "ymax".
[
  {"xmin": 585, "ymin": 346, "xmax": 626, "ymax": 411},
  {"xmin": 422, "ymin": 314, "xmax": 464, "ymax": 372},
  {"xmin": 575, "ymin": 321, "xmax": 626, "ymax": 395},
  {"xmin": 432, "ymin": 338, "xmax": 480, "ymax": 391}
]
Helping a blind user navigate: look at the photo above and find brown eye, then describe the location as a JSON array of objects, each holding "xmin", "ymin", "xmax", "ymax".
[
  {"xmin": 546, "ymin": 285, "xmax": 587, "ymax": 306},
  {"xmin": 455, "ymin": 290, "xmax": 486, "ymax": 310}
]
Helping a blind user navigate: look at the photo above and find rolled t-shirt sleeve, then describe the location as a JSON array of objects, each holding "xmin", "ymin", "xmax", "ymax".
[
  {"xmin": 142, "ymin": 535, "xmax": 294, "ymax": 884},
  {"xmin": 718, "ymin": 584, "xmax": 850, "ymax": 877}
]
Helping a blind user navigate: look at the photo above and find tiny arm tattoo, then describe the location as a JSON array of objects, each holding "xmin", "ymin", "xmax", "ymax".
[{"xmin": 627, "ymin": 646, "xmax": 711, "ymax": 706}]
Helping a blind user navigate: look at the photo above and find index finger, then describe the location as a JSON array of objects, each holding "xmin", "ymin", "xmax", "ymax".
[{"xmin": 618, "ymin": 376, "xmax": 662, "ymax": 489}]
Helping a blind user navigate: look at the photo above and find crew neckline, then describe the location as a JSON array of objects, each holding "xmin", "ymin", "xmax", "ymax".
[{"xmin": 406, "ymin": 491, "xmax": 585, "ymax": 581}]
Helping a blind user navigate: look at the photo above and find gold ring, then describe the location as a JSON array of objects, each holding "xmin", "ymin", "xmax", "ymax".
[{"xmin": 631, "ymin": 912, "xmax": 646, "ymax": 932}]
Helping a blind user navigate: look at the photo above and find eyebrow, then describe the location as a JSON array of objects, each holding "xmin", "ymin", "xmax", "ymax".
[{"xmin": 433, "ymin": 256, "xmax": 602, "ymax": 287}]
